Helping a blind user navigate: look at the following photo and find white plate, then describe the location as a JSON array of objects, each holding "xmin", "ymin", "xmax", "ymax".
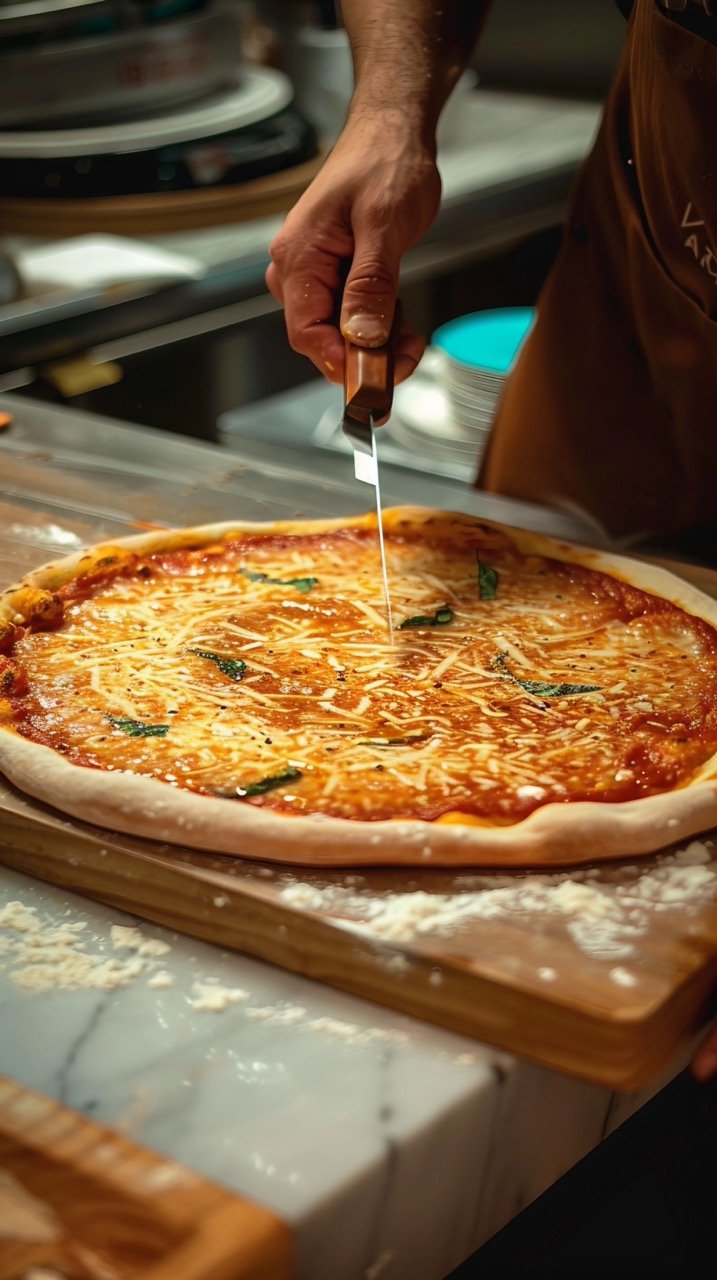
[
  {"xmin": 393, "ymin": 376, "xmax": 474, "ymax": 442},
  {"xmin": 388, "ymin": 417, "xmax": 488, "ymax": 466},
  {"xmin": 16, "ymin": 234, "xmax": 205, "ymax": 291},
  {"xmin": 0, "ymin": 65, "xmax": 292, "ymax": 157},
  {"xmin": 394, "ymin": 370, "xmax": 499, "ymax": 440}
]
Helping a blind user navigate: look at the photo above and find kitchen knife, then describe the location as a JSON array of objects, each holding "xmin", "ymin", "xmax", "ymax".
[{"xmin": 342, "ymin": 324, "xmax": 397, "ymax": 641}]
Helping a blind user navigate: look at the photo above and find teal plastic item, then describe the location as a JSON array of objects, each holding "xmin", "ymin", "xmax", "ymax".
[{"xmin": 432, "ymin": 307, "xmax": 535, "ymax": 374}]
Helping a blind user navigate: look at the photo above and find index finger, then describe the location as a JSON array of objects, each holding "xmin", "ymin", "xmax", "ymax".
[{"xmin": 266, "ymin": 256, "xmax": 346, "ymax": 383}]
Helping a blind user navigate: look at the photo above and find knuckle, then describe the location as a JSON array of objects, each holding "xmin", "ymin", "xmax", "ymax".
[
  {"xmin": 349, "ymin": 262, "xmax": 396, "ymax": 287},
  {"xmin": 268, "ymin": 233, "xmax": 289, "ymax": 265},
  {"xmin": 264, "ymin": 265, "xmax": 280, "ymax": 301},
  {"xmin": 345, "ymin": 264, "xmax": 397, "ymax": 301}
]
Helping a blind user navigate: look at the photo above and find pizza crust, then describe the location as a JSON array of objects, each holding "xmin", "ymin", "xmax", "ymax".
[
  {"xmin": 2, "ymin": 727, "xmax": 717, "ymax": 867},
  {"xmin": 2, "ymin": 506, "xmax": 717, "ymax": 869}
]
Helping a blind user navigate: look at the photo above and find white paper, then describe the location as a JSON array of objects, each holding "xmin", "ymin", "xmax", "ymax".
[{"xmin": 16, "ymin": 234, "xmax": 205, "ymax": 293}]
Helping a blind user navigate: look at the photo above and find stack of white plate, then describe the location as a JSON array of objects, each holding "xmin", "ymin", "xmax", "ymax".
[{"xmin": 390, "ymin": 307, "xmax": 535, "ymax": 470}]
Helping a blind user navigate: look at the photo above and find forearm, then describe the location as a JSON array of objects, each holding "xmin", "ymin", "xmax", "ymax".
[
  {"xmin": 266, "ymin": 3, "xmax": 487, "ymax": 374},
  {"xmin": 341, "ymin": 1, "xmax": 492, "ymax": 143}
]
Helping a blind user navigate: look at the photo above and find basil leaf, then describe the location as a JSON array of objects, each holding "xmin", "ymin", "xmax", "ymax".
[
  {"xmin": 477, "ymin": 557, "xmax": 499, "ymax": 600},
  {"xmin": 107, "ymin": 716, "xmax": 169, "ymax": 738},
  {"xmin": 237, "ymin": 767, "xmax": 303, "ymax": 797},
  {"xmin": 241, "ymin": 568, "xmax": 318, "ymax": 594},
  {"xmin": 492, "ymin": 653, "xmax": 601, "ymax": 697},
  {"xmin": 518, "ymin": 679, "xmax": 603, "ymax": 696},
  {"xmin": 189, "ymin": 648, "xmax": 246, "ymax": 681},
  {"xmin": 399, "ymin": 605, "xmax": 454, "ymax": 629}
]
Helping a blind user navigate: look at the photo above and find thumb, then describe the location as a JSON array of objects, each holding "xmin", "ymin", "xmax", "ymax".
[{"xmin": 340, "ymin": 234, "xmax": 400, "ymax": 349}]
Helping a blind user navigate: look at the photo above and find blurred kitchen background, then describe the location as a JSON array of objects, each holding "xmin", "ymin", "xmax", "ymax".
[{"xmin": 0, "ymin": 0, "xmax": 628, "ymax": 487}]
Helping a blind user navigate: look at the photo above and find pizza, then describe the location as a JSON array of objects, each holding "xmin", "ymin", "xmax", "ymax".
[{"xmin": 1, "ymin": 505, "xmax": 717, "ymax": 868}]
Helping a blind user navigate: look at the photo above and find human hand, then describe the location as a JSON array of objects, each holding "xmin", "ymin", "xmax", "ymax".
[{"xmin": 266, "ymin": 111, "xmax": 442, "ymax": 386}]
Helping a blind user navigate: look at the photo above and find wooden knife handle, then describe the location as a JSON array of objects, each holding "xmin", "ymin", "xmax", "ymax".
[{"xmin": 343, "ymin": 300, "xmax": 402, "ymax": 417}]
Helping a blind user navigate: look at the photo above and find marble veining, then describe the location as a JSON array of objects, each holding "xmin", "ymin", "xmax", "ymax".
[{"xmin": 0, "ymin": 866, "xmax": 687, "ymax": 1280}]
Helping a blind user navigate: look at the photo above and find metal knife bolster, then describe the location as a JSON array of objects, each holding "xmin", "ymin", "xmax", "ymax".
[{"xmin": 342, "ymin": 336, "xmax": 395, "ymax": 638}]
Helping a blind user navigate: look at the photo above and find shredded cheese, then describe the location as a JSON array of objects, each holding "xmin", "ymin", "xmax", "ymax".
[{"xmin": 7, "ymin": 519, "xmax": 717, "ymax": 824}]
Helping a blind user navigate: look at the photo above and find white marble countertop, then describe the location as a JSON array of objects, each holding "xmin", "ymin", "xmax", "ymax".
[{"xmin": 0, "ymin": 866, "xmax": 690, "ymax": 1280}]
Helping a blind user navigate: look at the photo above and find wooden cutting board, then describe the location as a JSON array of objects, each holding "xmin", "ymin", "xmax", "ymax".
[
  {"xmin": 2, "ymin": 553, "xmax": 717, "ymax": 1095},
  {"xmin": 2, "ymin": 751, "xmax": 717, "ymax": 1095},
  {"xmin": 0, "ymin": 1074, "xmax": 292, "ymax": 1280}
]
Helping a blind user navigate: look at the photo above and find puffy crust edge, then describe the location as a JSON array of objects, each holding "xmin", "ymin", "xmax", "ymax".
[{"xmin": 0, "ymin": 731, "xmax": 716, "ymax": 867}]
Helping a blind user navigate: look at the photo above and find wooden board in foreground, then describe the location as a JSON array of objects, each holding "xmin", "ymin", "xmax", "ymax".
[
  {"xmin": 2, "ymin": 778, "xmax": 717, "ymax": 1094},
  {"xmin": 0, "ymin": 1074, "xmax": 293, "ymax": 1280}
]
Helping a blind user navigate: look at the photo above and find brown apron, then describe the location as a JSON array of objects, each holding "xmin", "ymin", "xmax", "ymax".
[{"xmin": 477, "ymin": 0, "xmax": 717, "ymax": 547}]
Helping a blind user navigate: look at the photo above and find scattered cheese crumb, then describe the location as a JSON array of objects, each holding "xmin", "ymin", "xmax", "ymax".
[
  {"xmin": 110, "ymin": 925, "xmax": 170, "ymax": 957},
  {"xmin": 139, "ymin": 938, "xmax": 172, "ymax": 958},
  {"xmin": 281, "ymin": 883, "xmax": 325, "ymax": 911},
  {"xmin": 538, "ymin": 967, "xmax": 557, "ymax": 982},
  {"xmin": 610, "ymin": 966, "xmax": 638, "ymax": 987},
  {"xmin": 147, "ymin": 970, "xmax": 174, "ymax": 989},
  {"xmin": 279, "ymin": 841, "xmax": 717, "ymax": 961},
  {"xmin": 308, "ymin": 1016, "xmax": 361, "ymax": 1039},
  {"xmin": 188, "ymin": 981, "xmax": 249, "ymax": 1012},
  {"xmin": 246, "ymin": 1003, "xmax": 307, "ymax": 1026},
  {"xmin": 380, "ymin": 952, "xmax": 412, "ymax": 976},
  {"xmin": 12, "ymin": 952, "xmax": 144, "ymax": 993},
  {"xmin": 0, "ymin": 902, "xmax": 40, "ymax": 933},
  {"xmin": 0, "ymin": 904, "xmax": 169, "ymax": 993}
]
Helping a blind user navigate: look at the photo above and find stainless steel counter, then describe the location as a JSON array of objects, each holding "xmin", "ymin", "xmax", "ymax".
[{"xmin": 0, "ymin": 391, "xmax": 602, "ymax": 580}]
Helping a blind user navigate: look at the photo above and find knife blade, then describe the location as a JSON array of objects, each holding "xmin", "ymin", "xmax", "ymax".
[{"xmin": 342, "ymin": 331, "xmax": 396, "ymax": 642}]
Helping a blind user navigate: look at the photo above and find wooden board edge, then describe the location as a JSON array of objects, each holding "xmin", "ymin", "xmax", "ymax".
[
  {"xmin": 142, "ymin": 1200, "xmax": 293, "ymax": 1280},
  {"xmin": 0, "ymin": 1074, "xmax": 293, "ymax": 1280},
  {"xmin": 0, "ymin": 820, "xmax": 709, "ymax": 1093}
]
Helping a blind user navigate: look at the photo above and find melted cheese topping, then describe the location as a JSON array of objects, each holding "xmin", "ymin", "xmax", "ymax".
[{"xmin": 6, "ymin": 521, "xmax": 717, "ymax": 824}]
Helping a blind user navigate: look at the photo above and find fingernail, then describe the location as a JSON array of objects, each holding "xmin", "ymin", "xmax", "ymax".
[{"xmin": 343, "ymin": 313, "xmax": 390, "ymax": 347}]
